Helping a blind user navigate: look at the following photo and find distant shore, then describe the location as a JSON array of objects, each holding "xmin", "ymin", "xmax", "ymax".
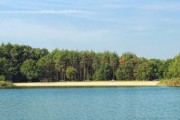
[{"xmin": 14, "ymin": 81, "xmax": 159, "ymax": 88}]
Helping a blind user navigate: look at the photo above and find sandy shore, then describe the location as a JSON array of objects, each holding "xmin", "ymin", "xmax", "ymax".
[{"xmin": 14, "ymin": 81, "xmax": 159, "ymax": 87}]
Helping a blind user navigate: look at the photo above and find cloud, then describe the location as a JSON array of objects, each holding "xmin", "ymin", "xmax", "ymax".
[
  {"xmin": 104, "ymin": 2, "xmax": 180, "ymax": 11},
  {"xmin": 0, "ymin": 9, "xmax": 93, "ymax": 14},
  {"xmin": 140, "ymin": 3, "xmax": 180, "ymax": 11},
  {"xmin": 0, "ymin": 9, "xmax": 97, "ymax": 21}
]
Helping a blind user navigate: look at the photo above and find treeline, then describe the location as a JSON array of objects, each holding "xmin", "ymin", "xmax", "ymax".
[{"xmin": 0, "ymin": 43, "xmax": 180, "ymax": 82}]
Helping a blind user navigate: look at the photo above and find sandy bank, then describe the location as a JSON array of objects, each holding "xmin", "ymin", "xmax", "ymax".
[{"xmin": 14, "ymin": 81, "xmax": 159, "ymax": 87}]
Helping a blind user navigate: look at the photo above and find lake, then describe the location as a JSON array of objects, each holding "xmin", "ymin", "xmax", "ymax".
[{"xmin": 0, "ymin": 87, "xmax": 180, "ymax": 120}]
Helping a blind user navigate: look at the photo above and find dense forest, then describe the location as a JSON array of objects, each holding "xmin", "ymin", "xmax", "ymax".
[{"xmin": 0, "ymin": 43, "xmax": 180, "ymax": 83}]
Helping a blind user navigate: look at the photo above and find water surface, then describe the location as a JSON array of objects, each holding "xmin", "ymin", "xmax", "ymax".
[{"xmin": 0, "ymin": 87, "xmax": 179, "ymax": 120}]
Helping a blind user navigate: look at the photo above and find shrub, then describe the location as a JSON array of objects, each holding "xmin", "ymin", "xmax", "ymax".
[
  {"xmin": 0, "ymin": 75, "xmax": 6, "ymax": 81},
  {"xmin": 0, "ymin": 81, "xmax": 14, "ymax": 88},
  {"xmin": 0, "ymin": 76, "xmax": 13, "ymax": 88},
  {"xmin": 159, "ymin": 78, "xmax": 180, "ymax": 86}
]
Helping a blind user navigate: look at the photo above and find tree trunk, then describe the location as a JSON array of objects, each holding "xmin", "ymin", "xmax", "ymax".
[{"xmin": 83, "ymin": 63, "xmax": 86, "ymax": 80}]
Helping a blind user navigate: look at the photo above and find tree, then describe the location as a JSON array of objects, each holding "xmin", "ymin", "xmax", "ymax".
[
  {"xmin": 135, "ymin": 60, "xmax": 150, "ymax": 80},
  {"xmin": 66, "ymin": 66, "xmax": 77, "ymax": 81},
  {"xmin": 167, "ymin": 54, "xmax": 180, "ymax": 78},
  {"xmin": 0, "ymin": 58, "xmax": 6, "ymax": 78},
  {"xmin": 0, "ymin": 57, "xmax": 15, "ymax": 81},
  {"xmin": 93, "ymin": 64, "xmax": 112, "ymax": 80},
  {"xmin": 115, "ymin": 61, "xmax": 134, "ymax": 80},
  {"xmin": 1, "ymin": 42, "xmax": 180, "ymax": 82},
  {"xmin": 36, "ymin": 55, "xmax": 55, "ymax": 81},
  {"xmin": 162, "ymin": 59, "xmax": 173, "ymax": 78},
  {"xmin": 50, "ymin": 49, "xmax": 67, "ymax": 81},
  {"xmin": 80, "ymin": 51, "xmax": 88, "ymax": 81},
  {"xmin": 116, "ymin": 52, "xmax": 137, "ymax": 80},
  {"xmin": 110, "ymin": 52, "xmax": 119, "ymax": 80},
  {"xmin": 0, "ymin": 43, "xmax": 48, "ymax": 82},
  {"xmin": 147, "ymin": 59, "xmax": 162, "ymax": 80},
  {"xmin": 20, "ymin": 59, "xmax": 38, "ymax": 82}
]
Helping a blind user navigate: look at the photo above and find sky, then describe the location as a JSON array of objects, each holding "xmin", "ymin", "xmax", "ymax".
[{"xmin": 0, "ymin": 0, "xmax": 180, "ymax": 59}]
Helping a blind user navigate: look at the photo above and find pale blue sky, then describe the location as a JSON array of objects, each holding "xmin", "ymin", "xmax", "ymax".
[{"xmin": 0, "ymin": 0, "xmax": 180, "ymax": 59}]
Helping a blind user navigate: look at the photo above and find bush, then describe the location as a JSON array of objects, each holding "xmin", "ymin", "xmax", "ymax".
[
  {"xmin": 0, "ymin": 81, "xmax": 14, "ymax": 88},
  {"xmin": 0, "ymin": 75, "xmax": 6, "ymax": 81},
  {"xmin": 159, "ymin": 78, "xmax": 180, "ymax": 86},
  {"xmin": 0, "ymin": 75, "xmax": 14, "ymax": 88}
]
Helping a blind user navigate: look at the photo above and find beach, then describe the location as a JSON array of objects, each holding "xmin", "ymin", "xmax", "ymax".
[{"xmin": 14, "ymin": 81, "xmax": 159, "ymax": 87}]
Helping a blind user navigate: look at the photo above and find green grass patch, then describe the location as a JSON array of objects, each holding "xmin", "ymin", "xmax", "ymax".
[{"xmin": 159, "ymin": 78, "xmax": 180, "ymax": 87}]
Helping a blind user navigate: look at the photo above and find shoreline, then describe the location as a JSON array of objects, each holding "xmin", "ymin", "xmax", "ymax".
[{"xmin": 14, "ymin": 81, "xmax": 159, "ymax": 88}]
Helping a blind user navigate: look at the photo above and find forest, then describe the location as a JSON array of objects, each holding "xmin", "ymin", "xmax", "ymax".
[{"xmin": 0, "ymin": 43, "xmax": 180, "ymax": 83}]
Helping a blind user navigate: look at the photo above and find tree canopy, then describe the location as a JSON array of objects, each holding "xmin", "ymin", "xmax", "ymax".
[{"xmin": 0, "ymin": 43, "xmax": 179, "ymax": 82}]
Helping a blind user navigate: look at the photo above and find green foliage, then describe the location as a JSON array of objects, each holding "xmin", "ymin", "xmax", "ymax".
[
  {"xmin": 0, "ymin": 57, "xmax": 16, "ymax": 80},
  {"xmin": 167, "ymin": 54, "xmax": 180, "ymax": 78},
  {"xmin": 115, "ymin": 68, "xmax": 121, "ymax": 80},
  {"xmin": 110, "ymin": 52, "xmax": 119, "ymax": 80},
  {"xmin": 116, "ymin": 61, "xmax": 134, "ymax": 80},
  {"xmin": 0, "ymin": 81, "xmax": 14, "ymax": 88},
  {"xmin": 36, "ymin": 55, "xmax": 55, "ymax": 81},
  {"xmin": 0, "ymin": 43, "xmax": 48, "ymax": 82},
  {"xmin": 116, "ymin": 52, "xmax": 137, "ymax": 80},
  {"xmin": 145, "ymin": 59, "xmax": 162, "ymax": 80},
  {"xmin": 66, "ymin": 67, "xmax": 77, "ymax": 81},
  {"xmin": 20, "ymin": 59, "xmax": 38, "ymax": 81},
  {"xmin": 0, "ymin": 75, "xmax": 6, "ymax": 81},
  {"xmin": 93, "ymin": 64, "xmax": 112, "ymax": 80},
  {"xmin": 162, "ymin": 59, "xmax": 173, "ymax": 78},
  {"xmin": 135, "ymin": 60, "xmax": 149, "ymax": 80},
  {"xmin": 1, "ymin": 43, "xmax": 180, "ymax": 82},
  {"xmin": 159, "ymin": 78, "xmax": 180, "ymax": 86},
  {"xmin": 86, "ymin": 74, "xmax": 93, "ymax": 81}
]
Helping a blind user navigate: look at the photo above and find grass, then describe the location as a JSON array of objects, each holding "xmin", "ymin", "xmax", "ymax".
[
  {"xmin": 0, "ymin": 81, "xmax": 14, "ymax": 88},
  {"xmin": 159, "ymin": 78, "xmax": 180, "ymax": 87}
]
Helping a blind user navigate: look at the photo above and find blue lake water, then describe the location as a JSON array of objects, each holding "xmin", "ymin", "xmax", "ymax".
[{"xmin": 0, "ymin": 87, "xmax": 180, "ymax": 120}]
